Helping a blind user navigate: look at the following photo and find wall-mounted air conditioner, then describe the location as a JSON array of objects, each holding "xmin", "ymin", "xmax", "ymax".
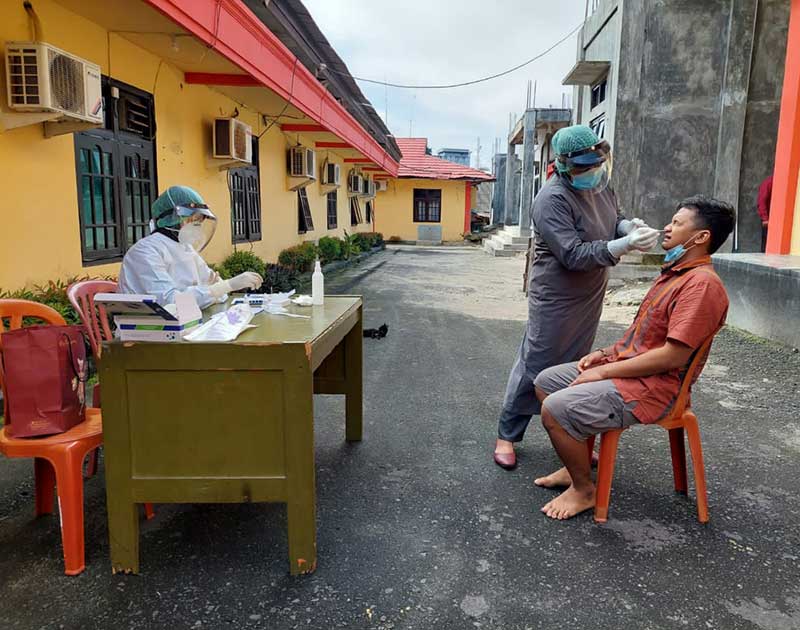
[
  {"xmin": 287, "ymin": 146, "xmax": 316, "ymax": 179},
  {"xmin": 359, "ymin": 175, "xmax": 374, "ymax": 197},
  {"xmin": 368, "ymin": 180, "xmax": 377, "ymax": 198},
  {"xmin": 348, "ymin": 171, "xmax": 363, "ymax": 195},
  {"xmin": 375, "ymin": 179, "xmax": 389, "ymax": 192},
  {"xmin": 321, "ymin": 161, "xmax": 341, "ymax": 186},
  {"xmin": 5, "ymin": 41, "xmax": 103, "ymax": 124},
  {"xmin": 213, "ymin": 117, "xmax": 253, "ymax": 164}
]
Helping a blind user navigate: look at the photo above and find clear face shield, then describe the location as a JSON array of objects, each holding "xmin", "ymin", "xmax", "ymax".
[
  {"xmin": 175, "ymin": 205, "xmax": 217, "ymax": 252},
  {"xmin": 153, "ymin": 204, "xmax": 218, "ymax": 252},
  {"xmin": 558, "ymin": 140, "xmax": 613, "ymax": 192}
]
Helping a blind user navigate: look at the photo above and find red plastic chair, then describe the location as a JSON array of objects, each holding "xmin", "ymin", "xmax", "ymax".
[
  {"xmin": 67, "ymin": 281, "xmax": 154, "ymax": 521},
  {"xmin": 0, "ymin": 299, "xmax": 103, "ymax": 575},
  {"xmin": 587, "ymin": 335, "xmax": 716, "ymax": 524}
]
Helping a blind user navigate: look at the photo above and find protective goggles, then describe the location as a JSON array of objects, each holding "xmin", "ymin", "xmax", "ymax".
[{"xmin": 154, "ymin": 204, "xmax": 218, "ymax": 252}]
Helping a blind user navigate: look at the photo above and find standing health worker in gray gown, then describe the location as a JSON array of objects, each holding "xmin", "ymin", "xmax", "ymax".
[{"xmin": 493, "ymin": 125, "xmax": 660, "ymax": 470}]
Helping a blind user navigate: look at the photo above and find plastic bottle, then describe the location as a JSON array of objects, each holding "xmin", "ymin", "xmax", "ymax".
[{"xmin": 312, "ymin": 259, "xmax": 324, "ymax": 305}]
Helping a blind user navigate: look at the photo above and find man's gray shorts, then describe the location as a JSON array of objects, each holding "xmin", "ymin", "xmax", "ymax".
[{"xmin": 533, "ymin": 362, "xmax": 640, "ymax": 442}]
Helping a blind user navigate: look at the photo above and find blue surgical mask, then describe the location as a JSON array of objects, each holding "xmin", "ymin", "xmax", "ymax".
[
  {"xmin": 570, "ymin": 167, "xmax": 604, "ymax": 190},
  {"xmin": 663, "ymin": 231, "xmax": 707, "ymax": 264},
  {"xmin": 663, "ymin": 244, "xmax": 687, "ymax": 264}
]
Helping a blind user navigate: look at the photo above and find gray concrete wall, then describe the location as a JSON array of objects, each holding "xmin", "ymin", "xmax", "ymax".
[
  {"xmin": 735, "ymin": 0, "xmax": 789, "ymax": 252},
  {"xmin": 610, "ymin": 0, "xmax": 787, "ymax": 248},
  {"xmin": 713, "ymin": 254, "xmax": 800, "ymax": 348}
]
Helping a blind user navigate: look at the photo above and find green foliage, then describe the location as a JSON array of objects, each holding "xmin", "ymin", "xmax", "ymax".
[
  {"xmin": 277, "ymin": 242, "xmax": 319, "ymax": 272},
  {"xmin": 0, "ymin": 277, "xmax": 92, "ymax": 326},
  {"xmin": 340, "ymin": 230, "xmax": 361, "ymax": 260},
  {"xmin": 317, "ymin": 236, "xmax": 343, "ymax": 265},
  {"xmin": 352, "ymin": 232, "xmax": 384, "ymax": 252},
  {"xmin": 216, "ymin": 250, "xmax": 266, "ymax": 280},
  {"xmin": 260, "ymin": 264, "xmax": 299, "ymax": 294}
]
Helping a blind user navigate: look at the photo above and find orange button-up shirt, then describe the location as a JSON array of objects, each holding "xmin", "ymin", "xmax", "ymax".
[{"xmin": 606, "ymin": 256, "xmax": 729, "ymax": 423}]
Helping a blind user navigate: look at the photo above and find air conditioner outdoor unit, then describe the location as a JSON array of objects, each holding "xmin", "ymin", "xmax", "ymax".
[
  {"xmin": 348, "ymin": 172, "xmax": 363, "ymax": 195},
  {"xmin": 288, "ymin": 146, "xmax": 317, "ymax": 179},
  {"xmin": 375, "ymin": 179, "xmax": 389, "ymax": 192},
  {"xmin": 5, "ymin": 41, "xmax": 103, "ymax": 123},
  {"xmin": 213, "ymin": 117, "xmax": 253, "ymax": 163},
  {"xmin": 368, "ymin": 180, "xmax": 377, "ymax": 198},
  {"xmin": 321, "ymin": 161, "xmax": 341, "ymax": 186}
]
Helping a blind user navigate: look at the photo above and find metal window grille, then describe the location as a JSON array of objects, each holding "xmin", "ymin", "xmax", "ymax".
[
  {"xmin": 298, "ymin": 188, "xmax": 314, "ymax": 233},
  {"xmin": 413, "ymin": 189, "xmax": 441, "ymax": 223},
  {"xmin": 229, "ymin": 139, "xmax": 261, "ymax": 243},
  {"xmin": 327, "ymin": 190, "xmax": 338, "ymax": 229},
  {"xmin": 74, "ymin": 79, "xmax": 157, "ymax": 263}
]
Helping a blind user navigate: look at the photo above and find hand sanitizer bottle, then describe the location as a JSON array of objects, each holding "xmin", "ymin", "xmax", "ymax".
[{"xmin": 312, "ymin": 259, "xmax": 324, "ymax": 305}]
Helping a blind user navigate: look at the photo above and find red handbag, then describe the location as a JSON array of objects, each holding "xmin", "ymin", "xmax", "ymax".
[{"xmin": 0, "ymin": 325, "xmax": 88, "ymax": 438}]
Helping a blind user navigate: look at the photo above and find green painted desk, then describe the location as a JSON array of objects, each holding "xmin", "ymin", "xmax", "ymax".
[{"xmin": 99, "ymin": 296, "xmax": 363, "ymax": 575}]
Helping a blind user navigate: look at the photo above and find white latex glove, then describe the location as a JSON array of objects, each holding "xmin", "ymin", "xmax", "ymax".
[
  {"xmin": 607, "ymin": 227, "xmax": 660, "ymax": 258},
  {"xmin": 618, "ymin": 217, "xmax": 648, "ymax": 235},
  {"xmin": 209, "ymin": 271, "xmax": 263, "ymax": 298}
]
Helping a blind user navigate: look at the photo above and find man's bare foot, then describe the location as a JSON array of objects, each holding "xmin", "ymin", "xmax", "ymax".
[
  {"xmin": 541, "ymin": 485, "xmax": 596, "ymax": 520},
  {"xmin": 534, "ymin": 466, "xmax": 572, "ymax": 488},
  {"xmin": 494, "ymin": 438, "xmax": 514, "ymax": 454}
]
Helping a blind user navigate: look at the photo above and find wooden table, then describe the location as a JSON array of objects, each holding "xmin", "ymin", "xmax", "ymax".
[{"xmin": 99, "ymin": 296, "xmax": 363, "ymax": 575}]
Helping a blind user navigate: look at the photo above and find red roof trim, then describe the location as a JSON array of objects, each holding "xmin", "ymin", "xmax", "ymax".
[{"xmin": 141, "ymin": 0, "xmax": 399, "ymax": 177}]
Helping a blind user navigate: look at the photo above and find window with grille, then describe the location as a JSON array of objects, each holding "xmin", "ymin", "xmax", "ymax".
[
  {"xmin": 229, "ymin": 137, "xmax": 262, "ymax": 243},
  {"xmin": 413, "ymin": 189, "xmax": 441, "ymax": 223},
  {"xmin": 74, "ymin": 78, "xmax": 157, "ymax": 263},
  {"xmin": 298, "ymin": 188, "xmax": 314, "ymax": 233},
  {"xmin": 350, "ymin": 196, "xmax": 362, "ymax": 225},
  {"xmin": 365, "ymin": 201, "xmax": 373, "ymax": 224},
  {"xmin": 327, "ymin": 190, "xmax": 338, "ymax": 229},
  {"xmin": 590, "ymin": 114, "xmax": 606, "ymax": 139}
]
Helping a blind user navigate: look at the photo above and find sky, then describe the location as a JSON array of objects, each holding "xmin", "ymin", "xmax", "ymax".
[{"xmin": 302, "ymin": 0, "xmax": 588, "ymax": 169}]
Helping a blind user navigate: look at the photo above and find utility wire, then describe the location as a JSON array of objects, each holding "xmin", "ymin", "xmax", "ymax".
[{"xmin": 328, "ymin": 23, "xmax": 582, "ymax": 90}]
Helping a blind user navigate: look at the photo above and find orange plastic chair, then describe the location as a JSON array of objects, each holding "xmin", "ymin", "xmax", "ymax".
[
  {"xmin": 67, "ymin": 281, "xmax": 155, "ymax": 521},
  {"xmin": 0, "ymin": 299, "xmax": 103, "ymax": 575},
  {"xmin": 586, "ymin": 336, "xmax": 716, "ymax": 524}
]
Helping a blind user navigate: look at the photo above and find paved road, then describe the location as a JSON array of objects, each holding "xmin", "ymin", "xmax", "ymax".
[{"xmin": 1, "ymin": 246, "xmax": 799, "ymax": 630}]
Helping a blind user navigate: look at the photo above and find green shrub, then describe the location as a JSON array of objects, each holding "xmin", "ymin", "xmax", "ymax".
[
  {"xmin": 317, "ymin": 236, "xmax": 343, "ymax": 265},
  {"xmin": 0, "ymin": 277, "xmax": 90, "ymax": 326},
  {"xmin": 278, "ymin": 242, "xmax": 319, "ymax": 272},
  {"xmin": 340, "ymin": 231, "xmax": 361, "ymax": 260},
  {"xmin": 352, "ymin": 233, "xmax": 372, "ymax": 252},
  {"xmin": 258, "ymin": 264, "xmax": 299, "ymax": 293},
  {"xmin": 217, "ymin": 250, "xmax": 266, "ymax": 280},
  {"xmin": 372, "ymin": 232, "xmax": 385, "ymax": 246}
]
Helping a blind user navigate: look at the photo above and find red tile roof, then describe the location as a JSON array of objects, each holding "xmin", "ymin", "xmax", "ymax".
[{"xmin": 395, "ymin": 138, "xmax": 494, "ymax": 182}]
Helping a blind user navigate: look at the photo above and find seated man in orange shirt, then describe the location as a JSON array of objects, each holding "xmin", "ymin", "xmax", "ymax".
[{"xmin": 532, "ymin": 195, "xmax": 735, "ymax": 520}]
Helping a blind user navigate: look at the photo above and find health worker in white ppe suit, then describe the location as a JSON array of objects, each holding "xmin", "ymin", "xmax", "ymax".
[{"xmin": 118, "ymin": 185, "xmax": 263, "ymax": 308}]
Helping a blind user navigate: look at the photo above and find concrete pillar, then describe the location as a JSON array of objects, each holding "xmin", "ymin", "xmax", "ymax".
[
  {"xmin": 519, "ymin": 110, "xmax": 537, "ymax": 233},
  {"xmin": 712, "ymin": 0, "xmax": 758, "ymax": 252},
  {"xmin": 504, "ymin": 144, "xmax": 519, "ymax": 225},
  {"xmin": 508, "ymin": 152, "xmax": 522, "ymax": 228},
  {"xmin": 490, "ymin": 154, "xmax": 507, "ymax": 225}
]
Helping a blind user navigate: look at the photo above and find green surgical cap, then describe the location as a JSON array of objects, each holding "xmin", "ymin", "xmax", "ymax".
[
  {"xmin": 552, "ymin": 125, "xmax": 601, "ymax": 157},
  {"xmin": 552, "ymin": 125, "xmax": 602, "ymax": 174},
  {"xmin": 153, "ymin": 186, "xmax": 206, "ymax": 228}
]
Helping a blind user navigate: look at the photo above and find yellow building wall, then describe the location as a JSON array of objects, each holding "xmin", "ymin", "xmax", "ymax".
[
  {"xmin": 374, "ymin": 179, "xmax": 466, "ymax": 242},
  {"xmin": 791, "ymin": 169, "xmax": 800, "ymax": 255},
  {"xmin": 0, "ymin": 0, "xmax": 375, "ymax": 292}
]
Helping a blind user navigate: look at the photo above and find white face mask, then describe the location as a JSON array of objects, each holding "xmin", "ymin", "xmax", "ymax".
[{"xmin": 178, "ymin": 222, "xmax": 204, "ymax": 249}]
